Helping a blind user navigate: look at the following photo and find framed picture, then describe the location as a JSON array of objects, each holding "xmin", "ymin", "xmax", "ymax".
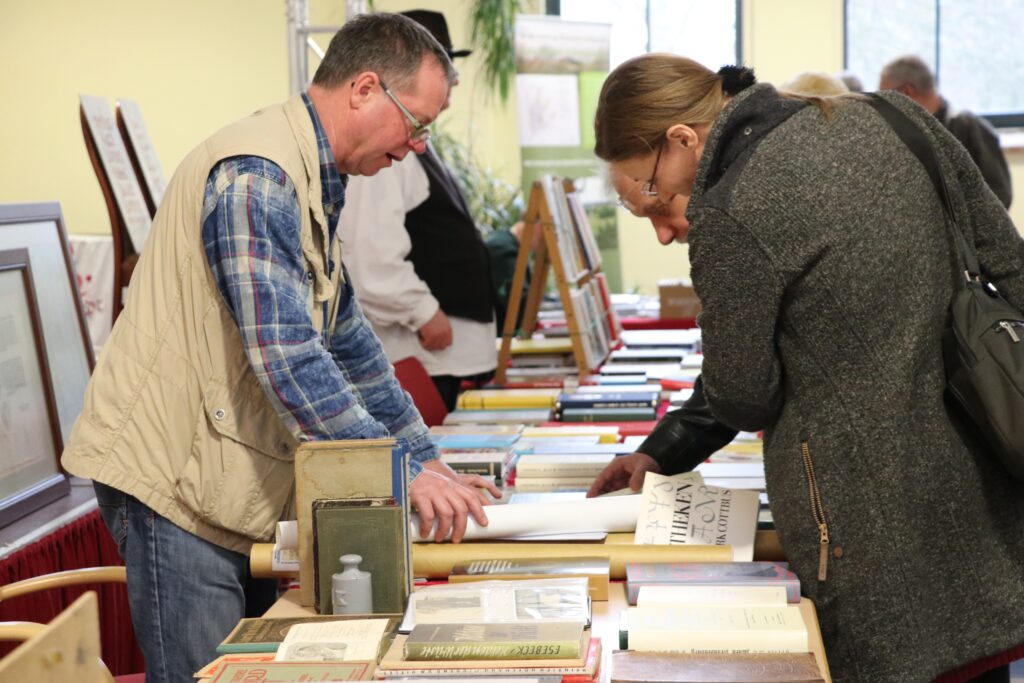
[
  {"xmin": 0, "ymin": 248, "xmax": 69, "ymax": 527},
  {"xmin": 0, "ymin": 203, "xmax": 95, "ymax": 448}
]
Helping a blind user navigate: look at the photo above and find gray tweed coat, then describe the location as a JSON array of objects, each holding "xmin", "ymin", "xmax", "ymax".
[{"xmin": 687, "ymin": 84, "xmax": 1024, "ymax": 681}]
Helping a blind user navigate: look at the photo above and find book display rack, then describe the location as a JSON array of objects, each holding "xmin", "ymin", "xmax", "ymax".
[{"xmin": 495, "ymin": 177, "xmax": 621, "ymax": 383}]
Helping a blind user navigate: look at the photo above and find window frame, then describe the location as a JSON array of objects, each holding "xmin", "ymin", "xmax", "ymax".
[{"xmin": 843, "ymin": 0, "xmax": 1024, "ymax": 128}]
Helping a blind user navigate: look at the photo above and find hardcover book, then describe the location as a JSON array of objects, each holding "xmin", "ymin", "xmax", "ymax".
[
  {"xmin": 558, "ymin": 407, "xmax": 658, "ymax": 423},
  {"xmin": 404, "ymin": 622, "xmax": 587, "ymax": 661},
  {"xmin": 447, "ymin": 557, "xmax": 611, "ymax": 600},
  {"xmin": 624, "ymin": 605, "xmax": 808, "ymax": 654},
  {"xmin": 378, "ymin": 633, "xmax": 600, "ymax": 674},
  {"xmin": 294, "ymin": 439, "xmax": 409, "ymax": 606},
  {"xmin": 625, "ymin": 562, "xmax": 801, "ymax": 605},
  {"xmin": 555, "ymin": 392, "xmax": 659, "ymax": 410},
  {"xmin": 216, "ymin": 615, "xmax": 400, "ymax": 654},
  {"xmin": 312, "ymin": 498, "xmax": 410, "ymax": 617},
  {"xmin": 208, "ymin": 661, "xmax": 375, "ymax": 682},
  {"xmin": 514, "ymin": 453, "xmax": 615, "ymax": 478},
  {"xmin": 610, "ymin": 651, "xmax": 823, "ymax": 683}
]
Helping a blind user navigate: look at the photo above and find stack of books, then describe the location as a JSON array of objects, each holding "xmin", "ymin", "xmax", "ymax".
[{"xmin": 554, "ymin": 390, "xmax": 659, "ymax": 423}]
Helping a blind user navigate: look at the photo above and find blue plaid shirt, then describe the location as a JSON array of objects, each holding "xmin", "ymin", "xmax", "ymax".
[{"xmin": 201, "ymin": 94, "xmax": 434, "ymax": 477}]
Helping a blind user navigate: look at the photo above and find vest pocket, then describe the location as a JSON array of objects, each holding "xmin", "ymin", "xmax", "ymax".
[{"xmin": 175, "ymin": 378, "xmax": 298, "ymax": 540}]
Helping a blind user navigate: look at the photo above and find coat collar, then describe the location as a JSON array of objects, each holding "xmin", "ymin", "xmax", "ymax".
[{"xmin": 691, "ymin": 83, "xmax": 809, "ymax": 201}]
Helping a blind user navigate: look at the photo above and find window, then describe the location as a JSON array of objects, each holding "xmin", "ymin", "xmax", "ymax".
[
  {"xmin": 560, "ymin": 0, "xmax": 740, "ymax": 71},
  {"xmin": 846, "ymin": 0, "xmax": 1024, "ymax": 126}
]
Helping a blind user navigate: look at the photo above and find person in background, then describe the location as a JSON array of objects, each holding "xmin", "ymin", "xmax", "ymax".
[
  {"xmin": 838, "ymin": 71, "xmax": 863, "ymax": 93},
  {"xmin": 880, "ymin": 54, "xmax": 1012, "ymax": 207},
  {"xmin": 780, "ymin": 71, "xmax": 849, "ymax": 97},
  {"xmin": 590, "ymin": 54, "xmax": 1024, "ymax": 681},
  {"xmin": 61, "ymin": 14, "xmax": 496, "ymax": 681},
  {"xmin": 485, "ymin": 219, "xmax": 538, "ymax": 332},
  {"xmin": 340, "ymin": 10, "xmax": 497, "ymax": 412}
]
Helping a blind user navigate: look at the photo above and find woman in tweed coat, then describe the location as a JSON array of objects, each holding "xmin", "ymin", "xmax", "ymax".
[{"xmin": 592, "ymin": 55, "xmax": 1024, "ymax": 682}]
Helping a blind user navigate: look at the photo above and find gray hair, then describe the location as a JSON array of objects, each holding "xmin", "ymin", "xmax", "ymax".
[
  {"xmin": 880, "ymin": 55, "xmax": 936, "ymax": 93},
  {"xmin": 313, "ymin": 13, "xmax": 456, "ymax": 92}
]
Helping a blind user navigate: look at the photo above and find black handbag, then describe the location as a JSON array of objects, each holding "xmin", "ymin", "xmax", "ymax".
[{"xmin": 868, "ymin": 94, "xmax": 1024, "ymax": 480}]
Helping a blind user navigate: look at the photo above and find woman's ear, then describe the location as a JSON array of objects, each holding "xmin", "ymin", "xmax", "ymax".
[{"xmin": 666, "ymin": 123, "xmax": 700, "ymax": 149}]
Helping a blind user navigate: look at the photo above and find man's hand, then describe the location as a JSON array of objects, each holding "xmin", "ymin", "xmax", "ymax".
[
  {"xmin": 418, "ymin": 309, "xmax": 453, "ymax": 350},
  {"xmin": 586, "ymin": 452, "xmax": 661, "ymax": 497},
  {"xmin": 410, "ymin": 463, "xmax": 496, "ymax": 543},
  {"xmin": 422, "ymin": 458, "xmax": 502, "ymax": 503}
]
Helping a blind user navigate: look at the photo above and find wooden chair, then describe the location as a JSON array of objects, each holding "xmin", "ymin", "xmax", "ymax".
[
  {"xmin": 393, "ymin": 356, "xmax": 449, "ymax": 427},
  {"xmin": 79, "ymin": 95, "xmax": 152, "ymax": 326},
  {"xmin": 0, "ymin": 591, "xmax": 113, "ymax": 683},
  {"xmin": 0, "ymin": 567, "xmax": 144, "ymax": 682}
]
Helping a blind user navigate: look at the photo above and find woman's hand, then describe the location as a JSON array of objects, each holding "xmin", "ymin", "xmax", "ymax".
[{"xmin": 586, "ymin": 452, "xmax": 662, "ymax": 497}]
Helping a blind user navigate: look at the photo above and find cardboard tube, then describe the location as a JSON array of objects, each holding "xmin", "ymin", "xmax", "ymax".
[
  {"xmin": 411, "ymin": 542, "xmax": 733, "ymax": 579},
  {"xmin": 250, "ymin": 544, "xmax": 299, "ymax": 579}
]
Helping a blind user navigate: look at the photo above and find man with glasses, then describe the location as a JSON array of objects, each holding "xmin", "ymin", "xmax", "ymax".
[
  {"xmin": 340, "ymin": 10, "xmax": 498, "ymax": 412},
  {"xmin": 63, "ymin": 13, "xmax": 497, "ymax": 682}
]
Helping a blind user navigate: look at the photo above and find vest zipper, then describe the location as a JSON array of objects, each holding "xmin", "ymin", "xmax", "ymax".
[{"xmin": 800, "ymin": 434, "xmax": 831, "ymax": 582}]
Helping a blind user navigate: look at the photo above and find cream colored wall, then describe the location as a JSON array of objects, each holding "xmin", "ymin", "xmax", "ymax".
[
  {"xmin": 0, "ymin": 1, "xmax": 289, "ymax": 234},
  {"xmin": 3, "ymin": 0, "xmax": 1022, "ymax": 290}
]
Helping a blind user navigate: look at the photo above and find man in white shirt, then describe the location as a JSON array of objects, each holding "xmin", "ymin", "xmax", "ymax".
[{"xmin": 339, "ymin": 10, "xmax": 497, "ymax": 410}]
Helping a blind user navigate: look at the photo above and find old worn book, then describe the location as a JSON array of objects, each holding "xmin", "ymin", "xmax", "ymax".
[
  {"xmin": 625, "ymin": 562, "xmax": 800, "ymax": 605},
  {"xmin": 610, "ymin": 651, "xmax": 823, "ymax": 683},
  {"xmin": 216, "ymin": 615, "xmax": 400, "ymax": 654},
  {"xmin": 294, "ymin": 439, "xmax": 409, "ymax": 606},
  {"xmin": 275, "ymin": 618, "xmax": 390, "ymax": 662},
  {"xmin": 404, "ymin": 622, "xmax": 587, "ymax": 661},
  {"xmin": 208, "ymin": 661, "xmax": 375, "ymax": 682},
  {"xmin": 447, "ymin": 557, "xmax": 611, "ymax": 601},
  {"xmin": 312, "ymin": 497, "xmax": 410, "ymax": 617},
  {"xmin": 625, "ymin": 605, "xmax": 808, "ymax": 654},
  {"xmin": 379, "ymin": 633, "xmax": 598, "ymax": 673}
]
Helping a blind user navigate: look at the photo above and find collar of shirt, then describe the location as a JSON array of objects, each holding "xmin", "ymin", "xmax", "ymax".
[{"xmin": 302, "ymin": 92, "xmax": 347, "ymax": 237}]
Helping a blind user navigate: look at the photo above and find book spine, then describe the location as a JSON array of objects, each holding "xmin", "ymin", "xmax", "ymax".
[
  {"xmin": 559, "ymin": 408, "xmax": 656, "ymax": 423},
  {"xmin": 442, "ymin": 461, "xmax": 501, "ymax": 477},
  {"xmin": 515, "ymin": 463, "xmax": 609, "ymax": 478},
  {"xmin": 557, "ymin": 399, "xmax": 657, "ymax": 410},
  {"xmin": 404, "ymin": 640, "xmax": 581, "ymax": 661}
]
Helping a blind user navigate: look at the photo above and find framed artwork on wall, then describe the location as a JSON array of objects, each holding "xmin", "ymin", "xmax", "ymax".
[
  {"xmin": 0, "ymin": 203, "xmax": 95, "ymax": 451},
  {"xmin": 0, "ymin": 248, "xmax": 69, "ymax": 527}
]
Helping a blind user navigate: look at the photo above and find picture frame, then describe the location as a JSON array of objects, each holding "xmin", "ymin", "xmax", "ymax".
[
  {"xmin": 0, "ymin": 247, "xmax": 69, "ymax": 527},
  {"xmin": 0, "ymin": 203, "xmax": 95, "ymax": 528}
]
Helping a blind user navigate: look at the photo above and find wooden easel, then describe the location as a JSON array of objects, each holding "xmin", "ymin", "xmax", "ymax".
[{"xmin": 495, "ymin": 177, "xmax": 619, "ymax": 383}]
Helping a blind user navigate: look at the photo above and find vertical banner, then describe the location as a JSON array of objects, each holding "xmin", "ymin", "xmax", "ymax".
[{"xmin": 514, "ymin": 16, "xmax": 620, "ymax": 291}]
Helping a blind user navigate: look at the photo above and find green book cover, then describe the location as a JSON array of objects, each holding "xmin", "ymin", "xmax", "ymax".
[
  {"xmin": 216, "ymin": 616, "xmax": 378, "ymax": 654},
  {"xmin": 313, "ymin": 498, "xmax": 411, "ymax": 616},
  {"xmin": 403, "ymin": 621, "xmax": 586, "ymax": 661}
]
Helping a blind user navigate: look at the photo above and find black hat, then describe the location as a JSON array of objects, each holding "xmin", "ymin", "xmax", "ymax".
[{"xmin": 401, "ymin": 10, "xmax": 472, "ymax": 59}]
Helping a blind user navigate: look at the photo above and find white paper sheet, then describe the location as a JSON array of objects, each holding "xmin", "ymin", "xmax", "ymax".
[{"xmin": 410, "ymin": 495, "xmax": 640, "ymax": 543}]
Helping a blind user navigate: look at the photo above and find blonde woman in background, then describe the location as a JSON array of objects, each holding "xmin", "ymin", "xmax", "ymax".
[{"xmin": 589, "ymin": 54, "xmax": 1024, "ymax": 682}]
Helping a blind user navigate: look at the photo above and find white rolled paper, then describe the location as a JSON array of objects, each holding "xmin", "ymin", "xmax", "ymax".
[
  {"xmin": 276, "ymin": 520, "xmax": 298, "ymax": 549},
  {"xmin": 410, "ymin": 494, "xmax": 641, "ymax": 542}
]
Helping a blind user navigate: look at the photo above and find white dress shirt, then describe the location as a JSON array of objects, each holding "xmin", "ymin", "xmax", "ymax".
[{"xmin": 338, "ymin": 151, "xmax": 497, "ymax": 377}]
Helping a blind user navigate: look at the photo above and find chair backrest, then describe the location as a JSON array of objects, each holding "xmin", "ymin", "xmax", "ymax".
[
  {"xmin": 0, "ymin": 591, "xmax": 110, "ymax": 683},
  {"xmin": 392, "ymin": 357, "xmax": 448, "ymax": 427},
  {"xmin": 79, "ymin": 95, "xmax": 152, "ymax": 325}
]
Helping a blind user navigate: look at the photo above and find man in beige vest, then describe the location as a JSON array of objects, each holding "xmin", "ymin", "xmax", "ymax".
[{"xmin": 61, "ymin": 14, "xmax": 497, "ymax": 681}]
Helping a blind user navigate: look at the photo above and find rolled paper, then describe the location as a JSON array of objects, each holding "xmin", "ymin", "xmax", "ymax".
[
  {"xmin": 410, "ymin": 541, "xmax": 733, "ymax": 579},
  {"xmin": 409, "ymin": 495, "xmax": 641, "ymax": 543}
]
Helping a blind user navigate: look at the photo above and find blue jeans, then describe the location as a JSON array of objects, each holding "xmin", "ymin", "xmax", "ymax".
[{"xmin": 94, "ymin": 481, "xmax": 279, "ymax": 683}]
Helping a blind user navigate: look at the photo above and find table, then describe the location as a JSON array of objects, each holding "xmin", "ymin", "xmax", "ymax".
[{"xmin": 263, "ymin": 583, "xmax": 832, "ymax": 682}]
